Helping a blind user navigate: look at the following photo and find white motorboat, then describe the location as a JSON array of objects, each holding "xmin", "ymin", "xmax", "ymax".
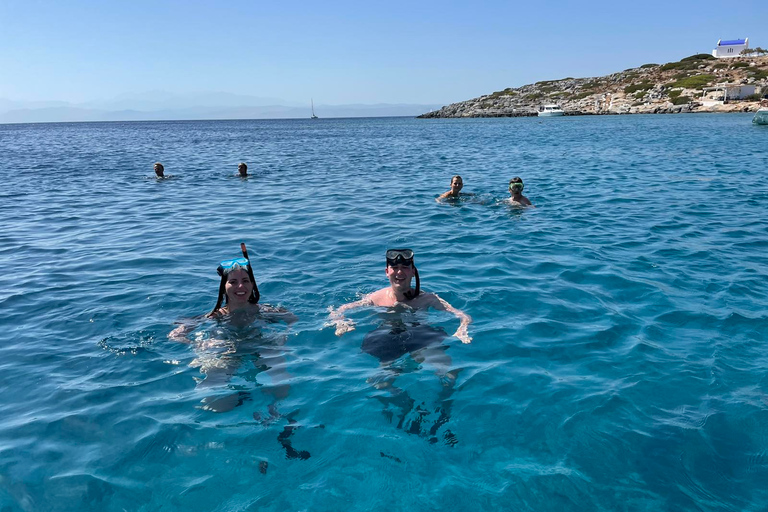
[
  {"xmin": 538, "ymin": 104, "xmax": 564, "ymax": 117},
  {"xmin": 753, "ymin": 107, "xmax": 768, "ymax": 125}
]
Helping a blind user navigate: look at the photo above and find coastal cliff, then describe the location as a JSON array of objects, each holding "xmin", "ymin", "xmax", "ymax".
[{"xmin": 419, "ymin": 54, "xmax": 768, "ymax": 118}]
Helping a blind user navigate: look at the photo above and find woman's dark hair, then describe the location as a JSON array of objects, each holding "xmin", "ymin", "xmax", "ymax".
[{"xmin": 209, "ymin": 263, "xmax": 260, "ymax": 316}]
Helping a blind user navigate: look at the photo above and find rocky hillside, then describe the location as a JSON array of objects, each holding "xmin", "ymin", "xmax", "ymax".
[{"xmin": 419, "ymin": 54, "xmax": 768, "ymax": 117}]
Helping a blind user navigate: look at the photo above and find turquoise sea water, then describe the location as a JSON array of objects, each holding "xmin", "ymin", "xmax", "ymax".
[{"xmin": 1, "ymin": 114, "xmax": 768, "ymax": 511}]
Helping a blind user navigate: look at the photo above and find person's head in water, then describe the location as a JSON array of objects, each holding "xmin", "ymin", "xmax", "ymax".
[
  {"xmin": 450, "ymin": 175, "xmax": 463, "ymax": 194},
  {"xmin": 154, "ymin": 162, "xmax": 164, "ymax": 177},
  {"xmin": 508, "ymin": 177, "xmax": 524, "ymax": 196},
  {"xmin": 385, "ymin": 248, "xmax": 420, "ymax": 300},
  {"xmin": 211, "ymin": 256, "xmax": 260, "ymax": 315},
  {"xmin": 238, "ymin": 162, "xmax": 248, "ymax": 177}
]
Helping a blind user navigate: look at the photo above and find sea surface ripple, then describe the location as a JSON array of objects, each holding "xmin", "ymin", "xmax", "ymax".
[{"xmin": 1, "ymin": 114, "xmax": 767, "ymax": 511}]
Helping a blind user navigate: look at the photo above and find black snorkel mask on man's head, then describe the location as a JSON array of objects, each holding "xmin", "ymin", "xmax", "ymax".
[
  {"xmin": 210, "ymin": 243, "xmax": 260, "ymax": 315},
  {"xmin": 386, "ymin": 248, "xmax": 420, "ymax": 299}
]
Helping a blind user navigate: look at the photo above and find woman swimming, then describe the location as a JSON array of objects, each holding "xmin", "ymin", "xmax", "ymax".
[
  {"xmin": 169, "ymin": 243, "xmax": 296, "ymax": 412},
  {"xmin": 437, "ymin": 175, "xmax": 473, "ymax": 201}
]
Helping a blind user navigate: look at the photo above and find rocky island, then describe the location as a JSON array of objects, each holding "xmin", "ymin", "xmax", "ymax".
[{"xmin": 419, "ymin": 53, "xmax": 768, "ymax": 118}]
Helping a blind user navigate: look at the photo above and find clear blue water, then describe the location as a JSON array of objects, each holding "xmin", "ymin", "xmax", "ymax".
[{"xmin": 1, "ymin": 114, "xmax": 768, "ymax": 511}]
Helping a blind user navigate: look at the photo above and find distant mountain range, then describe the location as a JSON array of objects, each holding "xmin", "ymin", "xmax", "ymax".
[{"xmin": 0, "ymin": 92, "xmax": 443, "ymax": 123}]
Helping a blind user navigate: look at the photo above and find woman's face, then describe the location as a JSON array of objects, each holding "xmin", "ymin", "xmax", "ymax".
[
  {"xmin": 225, "ymin": 269, "xmax": 253, "ymax": 305},
  {"xmin": 450, "ymin": 177, "xmax": 463, "ymax": 192}
]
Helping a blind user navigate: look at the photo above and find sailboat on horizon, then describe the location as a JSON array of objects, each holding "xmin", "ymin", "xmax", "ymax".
[{"xmin": 311, "ymin": 99, "xmax": 319, "ymax": 119}]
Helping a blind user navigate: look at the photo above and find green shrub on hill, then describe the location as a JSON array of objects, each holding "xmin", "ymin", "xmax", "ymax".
[
  {"xmin": 668, "ymin": 90, "xmax": 682, "ymax": 100},
  {"xmin": 681, "ymin": 54, "xmax": 716, "ymax": 62},
  {"xmin": 489, "ymin": 88, "xmax": 518, "ymax": 99},
  {"xmin": 731, "ymin": 61, "xmax": 750, "ymax": 68},
  {"xmin": 749, "ymin": 69, "xmax": 768, "ymax": 80},
  {"xmin": 669, "ymin": 74, "xmax": 715, "ymax": 89},
  {"xmin": 672, "ymin": 96, "xmax": 691, "ymax": 105},
  {"xmin": 640, "ymin": 63, "xmax": 659, "ymax": 68},
  {"xmin": 571, "ymin": 91, "xmax": 596, "ymax": 100},
  {"xmin": 660, "ymin": 58, "xmax": 713, "ymax": 71},
  {"xmin": 624, "ymin": 82, "xmax": 653, "ymax": 94}
]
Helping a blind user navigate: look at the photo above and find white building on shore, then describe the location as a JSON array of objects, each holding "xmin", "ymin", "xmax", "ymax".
[{"xmin": 712, "ymin": 38, "xmax": 749, "ymax": 58}]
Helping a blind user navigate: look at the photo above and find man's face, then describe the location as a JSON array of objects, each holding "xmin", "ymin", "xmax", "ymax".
[{"xmin": 386, "ymin": 263, "xmax": 414, "ymax": 291}]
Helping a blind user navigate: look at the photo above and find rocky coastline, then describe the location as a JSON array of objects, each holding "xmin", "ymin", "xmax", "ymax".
[{"xmin": 419, "ymin": 54, "xmax": 768, "ymax": 118}]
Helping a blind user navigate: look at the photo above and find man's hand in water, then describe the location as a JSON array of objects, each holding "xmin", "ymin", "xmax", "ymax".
[
  {"xmin": 334, "ymin": 318, "xmax": 356, "ymax": 336},
  {"xmin": 328, "ymin": 306, "xmax": 356, "ymax": 336},
  {"xmin": 454, "ymin": 324, "xmax": 472, "ymax": 344}
]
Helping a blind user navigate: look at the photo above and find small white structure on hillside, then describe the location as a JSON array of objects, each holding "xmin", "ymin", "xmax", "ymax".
[
  {"xmin": 712, "ymin": 38, "xmax": 749, "ymax": 58},
  {"xmin": 701, "ymin": 84, "xmax": 757, "ymax": 105}
]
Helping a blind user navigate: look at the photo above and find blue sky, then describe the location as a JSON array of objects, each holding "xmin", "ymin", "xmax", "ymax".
[{"xmin": 1, "ymin": 0, "xmax": 766, "ymax": 106}]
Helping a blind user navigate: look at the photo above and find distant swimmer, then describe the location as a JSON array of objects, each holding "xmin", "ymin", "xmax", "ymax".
[
  {"xmin": 238, "ymin": 162, "xmax": 248, "ymax": 177},
  {"xmin": 330, "ymin": 248, "xmax": 472, "ymax": 344},
  {"xmin": 154, "ymin": 162, "xmax": 165, "ymax": 177},
  {"xmin": 437, "ymin": 175, "xmax": 473, "ymax": 201},
  {"xmin": 507, "ymin": 177, "xmax": 533, "ymax": 207}
]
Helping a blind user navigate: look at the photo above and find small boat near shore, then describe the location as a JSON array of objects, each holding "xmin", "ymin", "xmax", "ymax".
[
  {"xmin": 538, "ymin": 104, "xmax": 564, "ymax": 117},
  {"xmin": 753, "ymin": 103, "xmax": 768, "ymax": 125}
]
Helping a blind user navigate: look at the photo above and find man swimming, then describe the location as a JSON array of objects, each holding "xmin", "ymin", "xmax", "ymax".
[
  {"xmin": 237, "ymin": 162, "xmax": 248, "ymax": 177},
  {"xmin": 330, "ymin": 249, "xmax": 470, "ymax": 444},
  {"xmin": 330, "ymin": 249, "xmax": 472, "ymax": 344},
  {"xmin": 154, "ymin": 162, "xmax": 165, "ymax": 177},
  {"xmin": 507, "ymin": 177, "xmax": 532, "ymax": 206}
]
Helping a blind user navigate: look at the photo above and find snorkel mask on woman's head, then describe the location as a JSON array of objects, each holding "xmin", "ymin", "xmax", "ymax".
[
  {"xmin": 210, "ymin": 243, "xmax": 260, "ymax": 315},
  {"xmin": 217, "ymin": 257, "xmax": 250, "ymax": 276},
  {"xmin": 385, "ymin": 248, "xmax": 420, "ymax": 299}
]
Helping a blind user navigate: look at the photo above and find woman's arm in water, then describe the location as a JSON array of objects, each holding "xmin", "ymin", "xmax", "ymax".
[
  {"xmin": 328, "ymin": 297, "xmax": 373, "ymax": 336},
  {"xmin": 168, "ymin": 315, "xmax": 208, "ymax": 343},
  {"xmin": 259, "ymin": 304, "xmax": 299, "ymax": 324},
  {"xmin": 428, "ymin": 293, "xmax": 472, "ymax": 344}
]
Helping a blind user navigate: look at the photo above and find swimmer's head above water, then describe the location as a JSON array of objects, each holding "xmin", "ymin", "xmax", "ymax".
[
  {"xmin": 508, "ymin": 177, "xmax": 524, "ymax": 194},
  {"xmin": 154, "ymin": 162, "xmax": 164, "ymax": 177},
  {"xmin": 450, "ymin": 175, "xmax": 463, "ymax": 193},
  {"xmin": 386, "ymin": 248, "xmax": 420, "ymax": 300},
  {"xmin": 211, "ymin": 243, "xmax": 260, "ymax": 315},
  {"xmin": 238, "ymin": 162, "xmax": 248, "ymax": 177}
]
